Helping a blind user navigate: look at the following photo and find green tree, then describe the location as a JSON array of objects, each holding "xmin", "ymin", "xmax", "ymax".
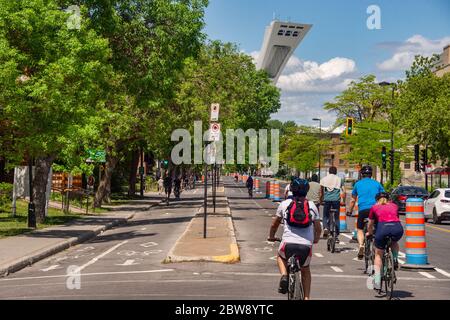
[
  {"xmin": 395, "ymin": 55, "xmax": 450, "ymax": 166},
  {"xmin": 0, "ymin": 0, "xmax": 114, "ymax": 222}
]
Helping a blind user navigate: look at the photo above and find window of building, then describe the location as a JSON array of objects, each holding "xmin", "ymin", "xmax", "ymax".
[
  {"xmin": 324, "ymin": 159, "xmax": 332, "ymax": 166},
  {"xmin": 404, "ymin": 163, "xmax": 411, "ymax": 170},
  {"xmin": 339, "ymin": 159, "xmax": 345, "ymax": 165}
]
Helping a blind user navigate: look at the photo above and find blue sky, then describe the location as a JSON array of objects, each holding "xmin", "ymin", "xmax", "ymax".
[{"xmin": 203, "ymin": 0, "xmax": 450, "ymax": 127}]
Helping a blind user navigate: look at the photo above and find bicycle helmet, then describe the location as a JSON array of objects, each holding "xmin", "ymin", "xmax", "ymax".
[
  {"xmin": 376, "ymin": 192, "xmax": 390, "ymax": 201},
  {"xmin": 360, "ymin": 165, "xmax": 373, "ymax": 177},
  {"xmin": 290, "ymin": 178, "xmax": 310, "ymax": 197}
]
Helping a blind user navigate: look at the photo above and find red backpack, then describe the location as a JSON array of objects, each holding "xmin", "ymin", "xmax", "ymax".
[{"xmin": 285, "ymin": 199, "xmax": 313, "ymax": 228}]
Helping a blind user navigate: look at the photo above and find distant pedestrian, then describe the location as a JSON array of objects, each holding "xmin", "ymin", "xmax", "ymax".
[
  {"xmin": 158, "ymin": 177, "xmax": 164, "ymax": 195},
  {"xmin": 307, "ymin": 174, "xmax": 321, "ymax": 208}
]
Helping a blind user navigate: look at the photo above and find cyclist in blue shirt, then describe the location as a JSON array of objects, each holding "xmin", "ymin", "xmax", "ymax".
[{"xmin": 347, "ymin": 165, "xmax": 384, "ymax": 259}]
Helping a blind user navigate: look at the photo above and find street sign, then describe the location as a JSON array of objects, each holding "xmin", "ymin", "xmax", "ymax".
[
  {"xmin": 86, "ymin": 149, "xmax": 106, "ymax": 163},
  {"xmin": 211, "ymin": 103, "xmax": 220, "ymax": 121},
  {"xmin": 209, "ymin": 122, "xmax": 221, "ymax": 141}
]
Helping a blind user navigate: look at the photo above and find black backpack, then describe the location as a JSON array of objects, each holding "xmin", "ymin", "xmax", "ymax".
[{"xmin": 285, "ymin": 199, "xmax": 313, "ymax": 228}]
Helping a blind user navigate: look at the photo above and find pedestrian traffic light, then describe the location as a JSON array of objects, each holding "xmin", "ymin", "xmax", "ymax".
[
  {"xmin": 420, "ymin": 149, "xmax": 427, "ymax": 172},
  {"xmin": 161, "ymin": 160, "xmax": 169, "ymax": 169},
  {"xmin": 414, "ymin": 145, "xmax": 420, "ymax": 172},
  {"xmin": 381, "ymin": 146, "xmax": 387, "ymax": 169},
  {"xmin": 346, "ymin": 118, "xmax": 354, "ymax": 136}
]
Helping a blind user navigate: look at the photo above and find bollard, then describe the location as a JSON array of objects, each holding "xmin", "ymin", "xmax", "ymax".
[
  {"xmin": 266, "ymin": 181, "xmax": 271, "ymax": 199},
  {"xmin": 273, "ymin": 181, "xmax": 281, "ymax": 202},
  {"xmin": 339, "ymin": 192, "xmax": 349, "ymax": 232},
  {"xmin": 402, "ymin": 198, "xmax": 435, "ymax": 270}
]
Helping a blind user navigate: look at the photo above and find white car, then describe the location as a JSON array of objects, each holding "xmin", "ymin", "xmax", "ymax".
[{"xmin": 424, "ymin": 188, "xmax": 450, "ymax": 224}]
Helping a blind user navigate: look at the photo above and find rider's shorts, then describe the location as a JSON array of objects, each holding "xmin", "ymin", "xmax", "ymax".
[
  {"xmin": 374, "ymin": 222, "xmax": 403, "ymax": 249},
  {"xmin": 357, "ymin": 209, "xmax": 370, "ymax": 230},
  {"xmin": 278, "ymin": 242, "xmax": 312, "ymax": 267}
]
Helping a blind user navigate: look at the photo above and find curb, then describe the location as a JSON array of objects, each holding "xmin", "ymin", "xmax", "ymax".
[
  {"xmin": 163, "ymin": 189, "xmax": 240, "ymax": 264},
  {"xmin": 0, "ymin": 199, "xmax": 164, "ymax": 278}
]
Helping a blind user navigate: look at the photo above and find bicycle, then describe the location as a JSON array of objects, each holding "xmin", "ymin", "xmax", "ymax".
[
  {"xmin": 378, "ymin": 236, "xmax": 397, "ymax": 300},
  {"xmin": 363, "ymin": 219, "xmax": 375, "ymax": 274},
  {"xmin": 272, "ymin": 238, "xmax": 304, "ymax": 300},
  {"xmin": 327, "ymin": 208, "xmax": 338, "ymax": 253}
]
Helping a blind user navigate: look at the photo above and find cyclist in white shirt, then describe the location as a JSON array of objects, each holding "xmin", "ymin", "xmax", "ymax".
[{"xmin": 268, "ymin": 178, "xmax": 322, "ymax": 300}]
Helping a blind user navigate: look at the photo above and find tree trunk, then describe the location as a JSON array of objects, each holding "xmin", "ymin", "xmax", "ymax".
[
  {"xmin": 33, "ymin": 155, "xmax": 55, "ymax": 223},
  {"xmin": 127, "ymin": 150, "xmax": 139, "ymax": 197},
  {"xmin": 94, "ymin": 147, "xmax": 120, "ymax": 208}
]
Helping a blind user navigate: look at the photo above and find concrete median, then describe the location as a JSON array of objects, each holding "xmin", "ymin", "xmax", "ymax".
[{"xmin": 164, "ymin": 186, "xmax": 240, "ymax": 264}]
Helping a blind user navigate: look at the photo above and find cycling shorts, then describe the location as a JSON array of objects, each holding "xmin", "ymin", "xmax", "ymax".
[
  {"xmin": 374, "ymin": 222, "xmax": 404, "ymax": 250},
  {"xmin": 357, "ymin": 209, "xmax": 370, "ymax": 230},
  {"xmin": 278, "ymin": 242, "xmax": 312, "ymax": 267}
]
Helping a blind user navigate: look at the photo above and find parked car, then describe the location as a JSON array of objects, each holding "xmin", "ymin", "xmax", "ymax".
[
  {"xmin": 424, "ymin": 188, "xmax": 450, "ymax": 224},
  {"xmin": 391, "ymin": 186, "xmax": 429, "ymax": 214}
]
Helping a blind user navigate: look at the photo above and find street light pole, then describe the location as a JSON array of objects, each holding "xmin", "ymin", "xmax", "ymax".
[{"xmin": 313, "ymin": 118, "xmax": 322, "ymax": 181}]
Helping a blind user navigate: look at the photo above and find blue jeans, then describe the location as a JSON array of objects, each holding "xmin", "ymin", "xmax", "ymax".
[{"xmin": 323, "ymin": 201, "xmax": 340, "ymax": 235}]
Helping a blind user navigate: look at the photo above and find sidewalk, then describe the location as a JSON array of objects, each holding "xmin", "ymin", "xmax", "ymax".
[
  {"xmin": 0, "ymin": 194, "xmax": 162, "ymax": 277},
  {"xmin": 164, "ymin": 184, "xmax": 239, "ymax": 264}
]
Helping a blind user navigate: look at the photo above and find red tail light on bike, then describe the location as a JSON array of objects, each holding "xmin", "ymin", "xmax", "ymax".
[{"xmin": 397, "ymin": 195, "xmax": 407, "ymax": 201}]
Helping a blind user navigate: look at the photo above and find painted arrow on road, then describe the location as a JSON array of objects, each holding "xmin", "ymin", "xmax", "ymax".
[
  {"xmin": 40, "ymin": 265, "xmax": 61, "ymax": 272},
  {"xmin": 115, "ymin": 259, "xmax": 140, "ymax": 266}
]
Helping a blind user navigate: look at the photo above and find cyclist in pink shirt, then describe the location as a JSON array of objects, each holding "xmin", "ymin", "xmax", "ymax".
[{"xmin": 366, "ymin": 192, "xmax": 404, "ymax": 290}]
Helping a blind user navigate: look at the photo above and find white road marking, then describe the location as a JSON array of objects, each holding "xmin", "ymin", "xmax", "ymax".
[
  {"xmin": 419, "ymin": 272, "xmax": 436, "ymax": 279},
  {"xmin": 255, "ymin": 247, "xmax": 273, "ymax": 252},
  {"xmin": 435, "ymin": 268, "xmax": 450, "ymax": 278},
  {"xmin": 115, "ymin": 259, "xmax": 139, "ymax": 266},
  {"xmin": 0, "ymin": 269, "xmax": 175, "ymax": 282},
  {"xmin": 341, "ymin": 234, "xmax": 353, "ymax": 240},
  {"xmin": 40, "ymin": 265, "xmax": 60, "ymax": 272},
  {"xmin": 193, "ymin": 189, "xmax": 198, "ymax": 194},
  {"xmin": 398, "ymin": 258, "xmax": 405, "ymax": 264},
  {"xmin": 399, "ymin": 251, "xmax": 406, "ymax": 258},
  {"xmin": 220, "ymin": 272, "xmax": 450, "ymax": 282},
  {"xmin": 330, "ymin": 266, "xmax": 344, "ymax": 273},
  {"xmin": 73, "ymin": 240, "xmax": 128, "ymax": 274},
  {"xmin": 339, "ymin": 242, "xmax": 346, "ymax": 245},
  {"xmin": 140, "ymin": 242, "xmax": 158, "ymax": 248},
  {"xmin": 352, "ymin": 257, "xmax": 359, "ymax": 261},
  {"xmin": 140, "ymin": 228, "xmax": 147, "ymax": 231},
  {"xmin": 269, "ymin": 256, "xmax": 277, "ymax": 261},
  {"xmin": 314, "ymin": 253, "xmax": 324, "ymax": 258}
]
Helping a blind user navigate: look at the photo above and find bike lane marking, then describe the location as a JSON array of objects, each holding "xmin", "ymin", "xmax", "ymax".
[
  {"xmin": 314, "ymin": 253, "xmax": 324, "ymax": 258},
  {"xmin": 330, "ymin": 266, "xmax": 344, "ymax": 273},
  {"xmin": 73, "ymin": 240, "xmax": 128, "ymax": 274},
  {"xmin": 418, "ymin": 272, "xmax": 436, "ymax": 279},
  {"xmin": 435, "ymin": 268, "xmax": 450, "ymax": 278}
]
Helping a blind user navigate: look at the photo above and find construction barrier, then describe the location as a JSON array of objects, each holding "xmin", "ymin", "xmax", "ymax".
[
  {"xmin": 402, "ymin": 198, "xmax": 434, "ymax": 269},
  {"xmin": 269, "ymin": 181, "xmax": 275, "ymax": 199},
  {"xmin": 273, "ymin": 181, "xmax": 281, "ymax": 201},
  {"xmin": 266, "ymin": 181, "xmax": 271, "ymax": 199},
  {"xmin": 254, "ymin": 178, "xmax": 260, "ymax": 192},
  {"xmin": 201, "ymin": 175, "xmax": 205, "ymax": 183},
  {"xmin": 339, "ymin": 192, "xmax": 348, "ymax": 232}
]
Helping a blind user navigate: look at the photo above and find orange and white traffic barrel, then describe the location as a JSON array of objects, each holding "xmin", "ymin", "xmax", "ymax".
[
  {"xmin": 201, "ymin": 175, "xmax": 204, "ymax": 183},
  {"xmin": 339, "ymin": 192, "xmax": 348, "ymax": 232},
  {"xmin": 269, "ymin": 181, "xmax": 275, "ymax": 199},
  {"xmin": 255, "ymin": 178, "xmax": 260, "ymax": 192},
  {"xmin": 402, "ymin": 198, "xmax": 434, "ymax": 269},
  {"xmin": 273, "ymin": 181, "xmax": 281, "ymax": 201}
]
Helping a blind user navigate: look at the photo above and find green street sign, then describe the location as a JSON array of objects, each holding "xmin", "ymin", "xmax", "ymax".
[{"xmin": 86, "ymin": 149, "xmax": 106, "ymax": 163}]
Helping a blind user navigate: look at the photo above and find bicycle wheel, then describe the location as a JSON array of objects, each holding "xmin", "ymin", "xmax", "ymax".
[
  {"xmin": 384, "ymin": 249, "xmax": 395, "ymax": 300},
  {"xmin": 288, "ymin": 270, "xmax": 303, "ymax": 300},
  {"xmin": 330, "ymin": 216, "xmax": 336, "ymax": 253}
]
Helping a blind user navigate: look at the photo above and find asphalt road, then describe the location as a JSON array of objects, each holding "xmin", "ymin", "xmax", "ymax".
[{"xmin": 0, "ymin": 177, "xmax": 449, "ymax": 300}]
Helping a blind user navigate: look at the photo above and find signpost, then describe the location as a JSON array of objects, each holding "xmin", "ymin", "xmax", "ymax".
[{"xmin": 204, "ymin": 104, "xmax": 221, "ymax": 238}]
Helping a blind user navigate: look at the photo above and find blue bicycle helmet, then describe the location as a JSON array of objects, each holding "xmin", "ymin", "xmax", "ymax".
[{"xmin": 290, "ymin": 178, "xmax": 310, "ymax": 197}]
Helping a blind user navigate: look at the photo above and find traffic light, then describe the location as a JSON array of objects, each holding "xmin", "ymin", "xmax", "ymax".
[
  {"xmin": 346, "ymin": 118, "xmax": 354, "ymax": 136},
  {"xmin": 381, "ymin": 146, "xmax": 387, "ymax": 169},
  {"xmin": 389, "ymin": 149, "xmax": 394, "ymax": 167},
  {"xmin": 420, "ymin": 149, "xmax": 427, "ymax": 172},
  {"xmin": 414, "ymin": 145, "xmax": 420, "ymax": 172}
]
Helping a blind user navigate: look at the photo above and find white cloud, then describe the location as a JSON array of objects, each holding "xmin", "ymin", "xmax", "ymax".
[
  {"xmin": 377, "ymin": 35, "xmax": 450, "ymax": 71},
  {"xmin": 277, "ymin": 57, "xmax": 357, "ymax": 93}
]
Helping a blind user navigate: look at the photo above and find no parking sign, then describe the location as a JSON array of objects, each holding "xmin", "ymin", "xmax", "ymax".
[{"xmin": 209, "ymin": 122, "xmax": 221, "ymax": 141}]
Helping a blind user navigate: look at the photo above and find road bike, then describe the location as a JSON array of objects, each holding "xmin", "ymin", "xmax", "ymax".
[
  {"xmin": 378, "ymin": 236, "xmax": 397, "ymax": 300},
  {"xmin": 272, "ymin": 238, "xmax": 304, "ymax": 300},
  {"xmin": 327, "ymin": 208, "xmax": 338, "ymax": 253},
  {"xmin": 363, "ymin": 219, "xmax": 375, "ymax": 274}
]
